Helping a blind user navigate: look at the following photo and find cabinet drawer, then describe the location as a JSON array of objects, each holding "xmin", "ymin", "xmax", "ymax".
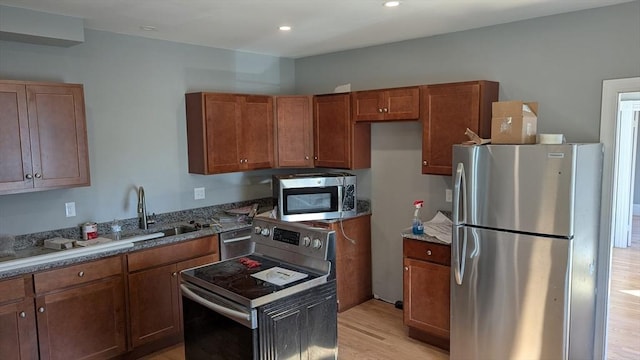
[
  {"xmin": 34, "ymin": 256, "xmax": 123, "ymax": 294},
  {"xmin": 127, "ymin": 235, "xmax": 218, "ymax": 272},
  {"xmin": 403, "ymin": 238, "xmax": 450, "ymax": 266},
  {"xmin": 0, "ymin": 276, "xmax": 28, "ymax": 304}
]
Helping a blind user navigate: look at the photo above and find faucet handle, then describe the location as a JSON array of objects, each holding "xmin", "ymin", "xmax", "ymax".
[{"xmin": 147, "ymin": 213, "xmax": 157, "ymax": 225}]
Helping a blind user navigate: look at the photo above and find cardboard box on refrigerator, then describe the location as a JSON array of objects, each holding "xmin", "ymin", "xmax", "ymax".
[{"xmin": 491, "ymin": 101, "xmax": 538, "ymax": 144}]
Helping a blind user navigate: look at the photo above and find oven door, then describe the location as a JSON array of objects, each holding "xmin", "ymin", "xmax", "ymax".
[{"xmin": 181, "ymin": 283, "xmax": 258, "ymax": 360}]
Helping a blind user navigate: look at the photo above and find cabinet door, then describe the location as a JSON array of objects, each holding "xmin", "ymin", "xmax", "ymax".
[
  {"xmin": 203, "ymin": 93, "xmax": 242, "ymax": 174},
  {"xmin": 352, "ymin": 90, "xmax": 385, "ymax": 121},
  {"xmin": 239, "ymin": 95, "xmax": 274, "ymax": 170},
  {"xmin": 333, "ymin": 215, "xmax": 372, "ymax": 312},
  {"xmin": 0, "ymin": 299, "xmax": 38, "ymax": 360},
  {"xmin": 313, "ymin": 94, "xmax": 351, "ymax": 169},
  {"xmin": 128, "ymin": 263, "xmax": 181, "ymax": 348},
  {"xmin": 0, "ymin": 83, "xmax": 33, "ymax": 192},
  {"xmin": 36, "ymin": 277, "xmax": 127, "ymax": 360},
  {"xmin": 275, "ymin": 96, "xmax": 314, "ymax": 168},
  {"xmin": 403, "ymin": 257, "xmax": 450, "ymax": 339},
  {"xmin": 26, "ymin": 84, "xmax": 90, "ymax": 189},
  {"xmin": 421, "ymin": 81, "xmax": 498, "ymax": 175},
  {"xmin": 384, "ymin": 87, "xmax": 420, "ymax": 120}
]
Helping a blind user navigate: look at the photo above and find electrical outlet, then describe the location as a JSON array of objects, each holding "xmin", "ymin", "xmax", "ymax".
[
  {"xmin": 194, "ymin": 187, "xmax": 205, "ymax": 200},
  {"xmin": 65, "ymin": 202, "xmax": 76, "ymax": 217},
  {"xmin": 445, "ymin": 189, "xmax": 452, "ymax": 202}
]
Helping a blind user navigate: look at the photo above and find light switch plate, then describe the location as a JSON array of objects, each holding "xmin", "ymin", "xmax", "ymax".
[
  {"xmin": 65, "ymin": 202, "xmax": 76, "ymax": 217},
  {"xmin": 194, "ymin": 187, "xmax": 205, "ymax": 200},
  {"xmin": 445, "ymin": 189, "xmax": 452, "ymax": 202}
]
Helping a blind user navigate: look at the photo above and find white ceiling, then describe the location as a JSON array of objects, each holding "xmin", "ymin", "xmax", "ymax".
[{"xmin": 0, "ymin": 0, "xmax": 634, "ymax": 58}]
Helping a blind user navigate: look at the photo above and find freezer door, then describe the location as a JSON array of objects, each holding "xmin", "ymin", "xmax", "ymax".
[
  {"xmin": 453, "ymin": 144, "xmax": 578, "ymax": 237},
  {"xmin": 450, "ymin": 227, "xmax": 570, "ymax": 360}
]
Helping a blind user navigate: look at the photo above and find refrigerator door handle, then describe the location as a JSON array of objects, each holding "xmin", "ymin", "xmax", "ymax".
[
  {"xmin": 453, "ymin": 162, "xmax": 466, "ymax": 226},
  {"xmin": 453, "ymin": 225, "xmax": 467, "ymax": 285},
  {"xmin": 453, "ymin": 162, "xmax": 467, "ymax": 285}
]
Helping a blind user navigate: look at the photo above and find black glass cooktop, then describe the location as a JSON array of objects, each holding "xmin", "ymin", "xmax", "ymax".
[{"xmin": 182, "ymin": 254, "xmax": 321, "ymax": 301}]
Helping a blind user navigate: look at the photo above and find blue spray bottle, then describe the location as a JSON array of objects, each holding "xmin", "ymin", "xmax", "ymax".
[{"xmin": 412, "ymin": 200, "xmax": 424, "ymax": 235}]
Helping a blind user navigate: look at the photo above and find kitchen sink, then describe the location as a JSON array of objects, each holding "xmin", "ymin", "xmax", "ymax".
[{"xmin": 160, "ymin": 225, "xmax": 198, "ymax": 237}]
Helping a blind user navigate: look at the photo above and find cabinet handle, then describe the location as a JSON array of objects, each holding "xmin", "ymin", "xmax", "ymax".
[
  {"xmin": 25, "ymin": 174, "xmax": 33, "ymax": 179},
  {"xmin": 404, "ymin": 266, "xmax": 409, "ymax": 271},
  {"xmin": 427, "ymin": 250, "xmax": 432, "ymax": 256},
  {"xmin": 78, "ymin": 271, "xmax": 85, "ymax": 277},
  {"xmin": 38, "ymin": 307, "xmax": 45, "ymax": 313},
  {"xmin": 19, "ymin": 311, "xmax": 26, "ymax": 318},
  {"xmin": 34, "ymin": 173, "xmax": 42, "ymax": 178},
  {"xmin": 423, "ymin": 160, "xmax": 428, "ymax": 166},
  {"xmin": 383, "ymin": 108, "xmax": 388, "ymax": 113},
  {"xmin": 314, "ymin": 156, "xmax": 318, "ymax": 160},
  {"xmin": 305, "ymin": 156, "xmax": 309, "ymax": 160},
  {"xmin": 172, "ymin": 272, "xmax": 178, "ymax": 277},
  {"xmin": 378, "ymin": 108, "xmax": 383, "ymax": 113}
]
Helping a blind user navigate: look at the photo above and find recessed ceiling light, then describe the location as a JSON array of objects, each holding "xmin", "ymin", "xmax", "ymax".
[
  {"xmin": 279, "ymin": 25, "xmax": 292, "ymax": 31},
  {"xmin": 383, "ymin": 1, "xmax": 400, "ymax": 7},
  {"xmin": 140, "ymin": 25, "xmax": 158, "ymax": 31}
]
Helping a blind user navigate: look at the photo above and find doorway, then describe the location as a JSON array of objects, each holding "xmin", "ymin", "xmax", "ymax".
[{"xmin": 595, "ymin": 77, "xmax": 640, "ymax": 359}]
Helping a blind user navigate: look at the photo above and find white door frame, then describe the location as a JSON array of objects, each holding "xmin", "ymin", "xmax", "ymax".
[{"xmin": 594, "ymin": 76, "xmax": 640, "ymax": 359}]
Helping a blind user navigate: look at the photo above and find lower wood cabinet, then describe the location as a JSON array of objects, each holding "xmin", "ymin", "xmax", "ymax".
[
  {"xmin": 402, "ymin": 238, "xmax": 451, "ymax": 350},
  {"xmin": 126, "ymin": 236, "xmax": 219, "ymax": 355},
  {"xmin": 0, "ymin": 276, "xmax": 38, "ymax": 360},
  {"xmin": 33, "ymin": 256, "xmax": 127, "ymax": 360}
]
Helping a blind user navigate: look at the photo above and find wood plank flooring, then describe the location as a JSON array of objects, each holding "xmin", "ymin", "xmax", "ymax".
[
  {"xmin": 606, "ymin": 215, "xmax": 640, "ymax": 360},
  {"xmin": 141, "ymin": 217, "xmax": 640, "ymax": 360}
]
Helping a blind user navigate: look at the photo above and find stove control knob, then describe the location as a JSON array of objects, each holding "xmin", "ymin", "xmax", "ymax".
[
  {"xmin": 302, "ymin": 236, "xmax": 311, "ymax": 247},
  {"xmin": 261, "ymin": 227, "xmax": 271, "ymax": 237},
  {"xmin": 312, "ymin": 238, "xmax": 323, "ymax": 249},
  {"xmin": 254, "ymin": 226, "xmax": 262, "ymax": 234}
]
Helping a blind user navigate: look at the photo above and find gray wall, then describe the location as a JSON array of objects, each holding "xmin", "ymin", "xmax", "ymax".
[
  {"xmin": 0, "ymin": 29, "xmax": 295, "ymax": 235},
  {"xmin": 636, "ymin": 115, "xmax": 640, "ymax": 206},
  {"xmin": 295, "ymin": 1, "xmax": 640, "ymax": 302}
]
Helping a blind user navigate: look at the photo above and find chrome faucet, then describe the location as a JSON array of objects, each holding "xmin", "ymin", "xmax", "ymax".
[{"xmin": 137, "ymin": 186, "xmax": 155, "ymax": 229}]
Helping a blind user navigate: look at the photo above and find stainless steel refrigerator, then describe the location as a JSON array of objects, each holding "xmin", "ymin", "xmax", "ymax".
[{"xmin": 451, "ymin": 143, "xmax": 603, "ymax": 360}]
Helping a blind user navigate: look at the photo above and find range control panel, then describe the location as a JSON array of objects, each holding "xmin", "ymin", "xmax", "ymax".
[{"xmin": 252, "ymin": 217, "xmax": 334, "ymax": 261}]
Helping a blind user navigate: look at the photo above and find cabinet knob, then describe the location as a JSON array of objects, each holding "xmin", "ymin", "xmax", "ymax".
[
  {"xmin": 422, "ymin": 160, "xmax": 428, "ymax": 166},
  {"xmin": 38, "ymin": 307, "xmax": 45, "ymax": 313},
  {"xmin": 427, "ymin": 250, "xmax": 432, "ymax": 256},
  {"xmin": 25, "ymin": 174, "xmax": 33, "ymax": 179},
  {"xmin": 404, "ymin": 266, "xmax": 409, "ymax": 271},
  {"xmin": 314, "ymin": 156, "xmax": 318, "ymax": 160},
  {"xmin": 34, "ymin": 173, "xmax": 42, "ymax": 178},
  {"xmin": 378, "ymin": 108, "xmax": 383, "ymax": 113},
  {"xmin": 78, "ymin": 271, "xmax": 85, "ymax": 277},
  {"xmin": 172, "ymin": 272, "xmax": 178, "ymax": 277},
  {"xmin": 305, "ymin": 156, "xmax": 309, "ymax": 160},
  {"xmin": 383, "ymin": 108, "xmax": 388, "ymax": 113},
  {"xmin": 19, "ymin": 311, "xmax": 26, "ymax": 318}
]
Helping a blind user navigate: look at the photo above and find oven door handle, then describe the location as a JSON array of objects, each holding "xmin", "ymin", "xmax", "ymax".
[
  {"xmin": 222, "ymin": 235, "xmax": 252, "ymax": 243},
  {"xmin": 180, "ymin": 284, "xmax": 253, "ymax": 324}
]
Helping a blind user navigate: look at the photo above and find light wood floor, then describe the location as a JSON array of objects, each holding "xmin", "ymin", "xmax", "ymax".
[
  {"xmin": 607, "ymin": 215, "xmax": 640, "ymax": 360},
  {"xmin": 142, "ymin": 217, "xmax": 640, "ymax": 360}
]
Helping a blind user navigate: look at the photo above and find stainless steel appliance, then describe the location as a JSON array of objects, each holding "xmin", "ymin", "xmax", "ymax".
[
  {"xmin": 180, "ymin": 217, "xmax": 337, "ymax": 360},
  {"xmin": 219, "ymin": 226, "xmax": 253, "ymax": 260},
  {"xmin": 273, "ymin": 172, "xmax": 356, "ymax": 221},
  {"xmin": 451, "ymin": 143, "xmax": 603, "ymax": 360}
]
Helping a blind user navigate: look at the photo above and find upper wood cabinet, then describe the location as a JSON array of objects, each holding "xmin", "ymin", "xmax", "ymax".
[
  {"xmin": 421, "ymin": 81, "xmax": 498, "ymax": 175},
  {"xmin": 185, "ymin": 92, "xmax": 274, "ymax": 174},
  {"xmin": 0, "ymin": 80, "xmax": 90, "ymax": 194},
  {"xmin": 352, "ymin": 86, "xmax": 420, "ymax": 122},
  {"xmin": 313, "ymin": 93, "xmax": 371, "ymax": 169},
  {"xmin": 274, "ymin": 95, "xmax": 314, "ymax": 168}
]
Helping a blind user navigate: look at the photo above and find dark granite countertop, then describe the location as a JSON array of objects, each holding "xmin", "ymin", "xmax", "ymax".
[{"xmin": 400, "ymin": 210, "xmax": 452, "ymax": 246}]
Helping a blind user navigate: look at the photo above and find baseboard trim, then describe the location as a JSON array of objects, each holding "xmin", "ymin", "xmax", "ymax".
[{"xmin": 634, "ymin": 204, "xmax": 640, "ymax": 216}]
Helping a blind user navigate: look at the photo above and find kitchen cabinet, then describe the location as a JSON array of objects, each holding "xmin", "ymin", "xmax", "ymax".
[
  {"xmin": 313, "ymin": 93, "xmax": 371, "ymax": 169},
  {"xmin": 33, "ymin": 255, "xmax": 127, "ymax": 360},
  {"xmin": 309, "ymin": 214, "xmax": 372, "ymax": 312},
  {"xmin": 402, "ymin": 238, "xmax": 450, "ymax": 350},
  {"xmin": 0, "ymin": 276, "xmax": 38, "ymax": 360},
  {"xmin": 126, "ymin": 235, "xmax": 218, "ymax": 353},
  {"xmin": 185, "ymin": 92, "xmax": 274, "ymax": 174},
  {"xmin": 352, "ymin": 86, "xmax": 420, "ymax": 122},
  {"xmin": 274, "ymin": 95, "xmax": 314, "ymax": 168},
  {"xmin": 0, "ymin": 80, "xmax": 90, "ymax": 194},
  {"xmin": 421, "ymin": 80, "xmax": 498, "ymax": 175}
]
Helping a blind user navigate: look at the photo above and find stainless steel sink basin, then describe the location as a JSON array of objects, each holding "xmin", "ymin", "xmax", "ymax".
[{"xmin": 160, "ymin": 225, "xmax": 198, "ymax": 237}]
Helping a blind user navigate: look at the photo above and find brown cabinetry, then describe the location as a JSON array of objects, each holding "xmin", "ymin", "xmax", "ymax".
[
  {"xmin": 33, "ymin": 256, "xmax": 127, "ymax": 360},
  {"xmin": 0, "ymin": 276, "xmax": 38, "ymax": 360},
  {"xmin": 0, "ymin": 80, "xmax": 90, "ymax": 194},
  {"xmin": 352, "ymin": 86, "xmax": 420, "ymax": 122},
  {"xmin": 421, "ymin": 80, "xmax": 498, "ymax": 175},
  {"xmin": 185, "ymin": 92, "xmax": 274, "ymax": 174},
  {"xmin": 126, "ymin": 236, "xmax": 218, "ymax": 353},
  {"xmin": 402, "ymin": 238, "xmax": 450, "ymax": 350},
  {"xmin": 274, "ymin": 95, "xmax": 314, "ymax": 168},
  {"xmin": 313, "ymin": 93, "xmax": 371, "ymax": 169}
]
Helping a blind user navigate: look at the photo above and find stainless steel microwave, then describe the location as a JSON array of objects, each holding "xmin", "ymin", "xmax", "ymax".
[{"xmin": 273, "ymin": 172, "xmax": 356, "ymax": 221}]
